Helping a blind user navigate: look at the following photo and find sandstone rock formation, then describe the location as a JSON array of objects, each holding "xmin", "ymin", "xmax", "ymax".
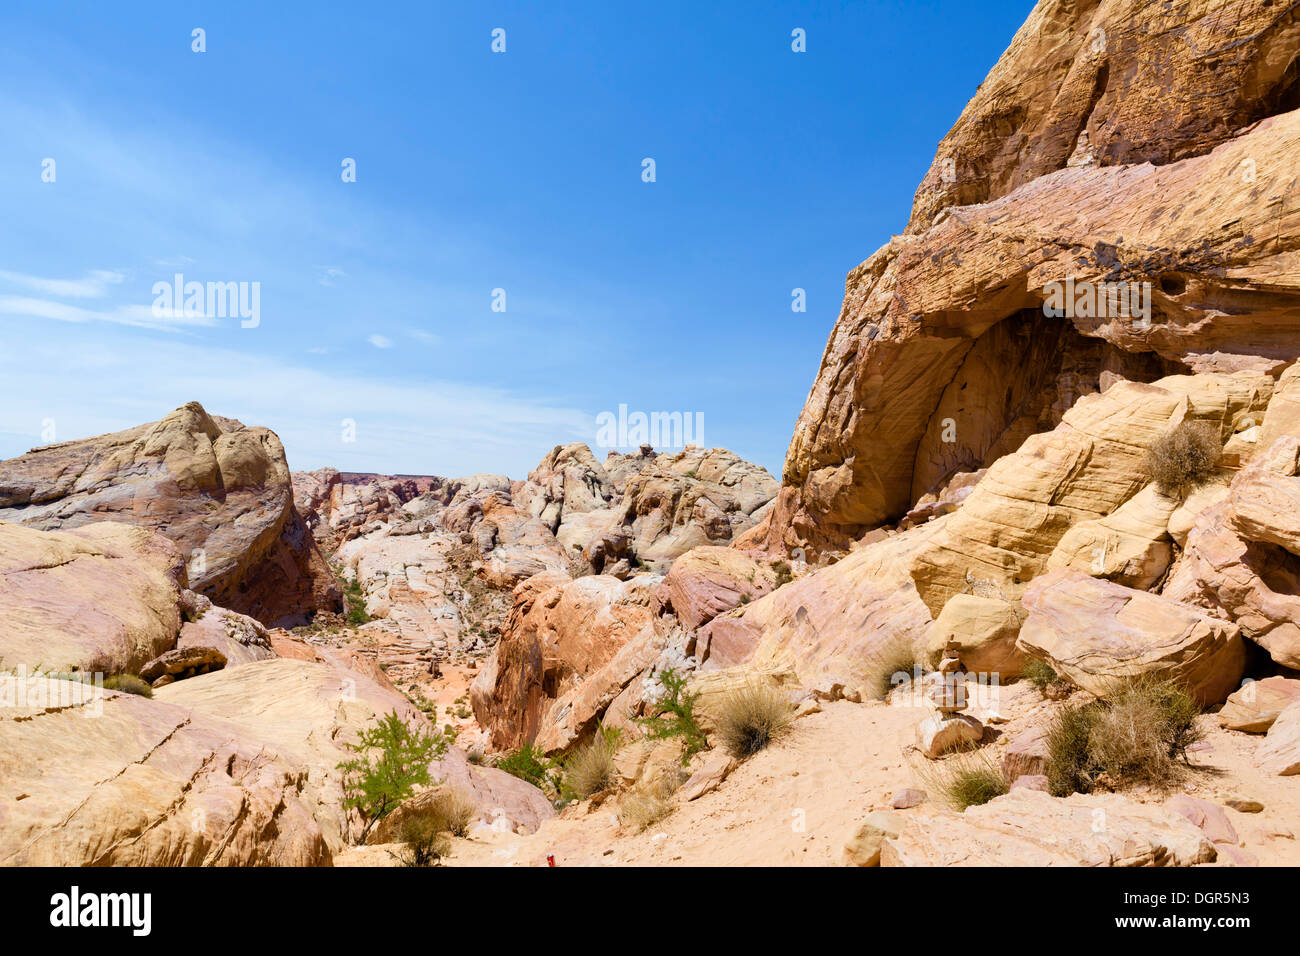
[
  {"xmin": 0, "ymin": 678, "xmax": 330, "ymax": 866},
  {"xmin": 1220, "ymin": 676, "xmax": 1300, "ymax": 732},
  {"xmin": 0, "ymin": 402, "xmax": 340, "ymax": 626},
  {"xmin": 883, "ymin": 791, "xmax": 1217, "ymax": 867},
  {"xmin": 758, "ymin": 0, "xmax": 1300, "ymax": 558},
  {"xmin": 1019, "ymin": 568, "xmax": 1247, "ymax": 705},
  {"xmin": 470, "ymin": 572, "xmax": 659, "ymax": 752},
  {"xmin": 0, "ymin": 521, "xmax": 184, "ymax": 674},
  {"xmin": 1164, "ymin": 437, "xmax": 1300, "ymax": 669}
]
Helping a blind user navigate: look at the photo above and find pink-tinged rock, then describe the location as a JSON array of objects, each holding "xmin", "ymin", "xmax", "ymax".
[
  {"xmin": 891, "ymin": 788, "xmax": 927, "ymax": 809},
  {"xmin": 1010, "ymin": 774, "xmax": 1049, "ymax": 793},
  {"xmin": 1257, "ymin": 702, "xmax": 1300, "ymax": 776},
  {"xmin": 695, "ymin": 615, "xmax": 764, "ymax": 670},
  {"xmin": 1019, "ymin": 569, "xmax": 1246, "ymax": 706},
  {"xmin": 471, "ymin": 572, "xmax": 655, "ymax": 751},
  {"xmin": 1229, "ymin": 437, "xmax": 1300, "ymax": 556},
  {"xmin": 0, "ymin": 402, "xmax": 340, "ymax": 626},
  {"xmin": 654, "ymin": 546, "xmax": 777, "ymax": 631},
  {"xmin": 1219, "ymin": 677, "xmax": 1300, "ymax": 733},
  {"xmin": 1165, "ymin": 795, "xmax": 1238, "ymax": 847},
  {"xmin": 0, "ymin": 520, "xmax": 184, "ymax": 674},
  {"xmin": 679, "ymin": 750, "xmax": 738, "ymax": 802},
  {"xmin": 1163, "ymin": 499, "xmax": 1300, "ymax": 671},
  {"xmin": 882, "ymin": 791, "xmax": 1217, "ymax": 867},
  {"xmin": 1001, "ymin": 724, "xmax": 1050, "ymax": 783}
]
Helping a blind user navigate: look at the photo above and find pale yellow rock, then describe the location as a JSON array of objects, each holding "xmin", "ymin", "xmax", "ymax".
[
  {"xmin": 843, "ymin": 810, "xmax": 905, "ymax": 866},
  {"xmin": 909, "ymin": 374, "xmax": 1268, "ymax": 616},
  {"xmin": 1019, "ymin": 569, "xmax": 1246, "ymax": 706},
  {"xmin": 924, "ymin": 593, "xmax": 1025, "ymax": 678},
  {"xmin": 1046, "ymin": 484, "xmax": 1178, "ymax": 590},
  {"xmin": 882, "ymin": 791, "xmax": 1217, "ymax": 867},
  {"xmin": 0, "ymin": 678, "xmax": 329, "ymax": 866}
]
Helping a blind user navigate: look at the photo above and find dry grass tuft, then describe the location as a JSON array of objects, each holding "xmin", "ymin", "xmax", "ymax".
[
  {"xmin": 561, "ymin": 725, "xmax": 621, "ymax": 800},
  {"xmin": 714, "ymin": 682, "xmax": 792, "ymax": 759},
  {"xmin": 1045, "ymin": 675, "xmax": 1203, "ymax": 796},
  {"xmin": 915, "ymin": 749, "xmax": 1009, "ymax": 810}
]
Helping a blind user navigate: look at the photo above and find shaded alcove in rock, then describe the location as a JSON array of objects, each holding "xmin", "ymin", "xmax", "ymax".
[{"xmin": 909, "ymin": 308, "xmax": 1184, "ymax": 503}]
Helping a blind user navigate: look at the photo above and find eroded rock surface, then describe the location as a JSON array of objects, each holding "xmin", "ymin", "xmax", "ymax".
[{"xmin": 0, "ymin": 402, "xmax": 340, "ymax": 626}]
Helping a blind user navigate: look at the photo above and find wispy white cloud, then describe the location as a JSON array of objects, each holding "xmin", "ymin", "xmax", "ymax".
[
  {"xmin": 367, "ymin": 334, "xmax": 393, "ymax": 349},
  {"xmin": 317, "ymin": 266, "xmax": 347, "ymax": 287},
  {"xmin": 0, "ymin": 269, "xmax": 125, "ymax": 298},
  {"xmin": 408, "ymin": 329, "xmax": 439, "ymax": 345},
  {"xmin": 0, "ymin": 295, "xmax": 218, "ymax": 331},
  {"xmin": 0, "ymin": 338, "xmax": 592, "ymax": 478}
]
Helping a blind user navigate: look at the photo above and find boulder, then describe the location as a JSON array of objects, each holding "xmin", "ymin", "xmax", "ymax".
[
  {"xmin": 843, "ymin": 811, "xmax": 905, "ymax": 867},
  {"xmin": 1163, "ymin": 497, "xmax": 1300, "ymax": 670},
  {"xmin": 470, "ymin": 573, "xmax": 655, "ymax": 751},
  {"xmin": 0, "ymin": 402, "xmax": 340, "ymax": 626},
  {"xmin": 1219, "ymin": 678, "xmax": 1300, "ymax": 733},
  {"xmin": 0, "ymin": 520, "xmax": 184, "ymax": 675},
  {"xmin": 915, "ymin": 711, "xmax": 983, "ymax": 758},
  {"xmin": 924, "ymin": 594, "xmax": 1025, "ymax": 678},
  {"xmin": 1019, "ymin": 569, "xmax": 1246, "ymax": 705},
  {"xmin": 1046, "ymin": 484, "xmax": 1178, "ymax": 590},
  {"xmin": 678, "ymin": 750, "xmax": 738, "ymax": 802},
  {"xmin": 882, "ymin": 791, "xmax": 1217, "ymax": 867},
  {"xmin": 654, "ymin": 546, "xmax": 778, "ymax": 631},
  {"xmin": 1228, "ymin": 437, "xmax": 1300, "ymax": 557},
  {"xmin": 0, "ymin": 678, "xmax": 329, "ymax": 866},
  {"xmin": 140, "ymin": 645, "xmax": 227, "ymax": 687},
  {"xmin": 1257, "ymin": 703, "xmax": 1300, "ymax": 776}
]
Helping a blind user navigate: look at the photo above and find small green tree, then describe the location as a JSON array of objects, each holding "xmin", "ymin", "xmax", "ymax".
[
  {"xmin": 338, "ymin": 711, "xmax": 447, "ymax": 842},
  {"xmin": 635, "ymin": 667, "xmax": 707, "ymax": 763}
]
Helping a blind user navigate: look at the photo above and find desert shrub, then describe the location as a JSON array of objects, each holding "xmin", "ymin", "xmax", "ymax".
[
  {"xmin": 1045, "ymin": 676, "xmax": 1202, "ymax": 796},
  {"xmin": 771, "ymin": 560, "xmax": 793, "ymax": 587},
  {"xmin": 561, "ymin": 724, "xmax": 622, "ymax": 800},
  {"xmin": 103, "ymin": 674, "xmax": 153, "ymax": 698},
  {"xmin": 1045, "ymin": 701, "xmax": 1099, "ymax": 797},
  {"xmin": 864, "ymin": 639, "xmax": 925, "ymax": 700},
  {"xmin": 714, "ymin": 681, "xmax": 792, "ymax": 759},
  {"xmin": 466, "ymin": 746, "xmax": 487, "ymax": 766},
  {"xmin": 495, "ymin": 742, "xmax": 559, "ymax": 792},
  {"xmin": 617, "ymin": 768, "xmax": 684, "ymax": 833},
  {"xmin": 392, "ymin": 817, "xmax": 450, "ymax": 867},
  {"xmin": 635, "ymin": 667, "xmax": 707, "ymax": 762},
  {"xmin": 918, "ymin": 750, "xmax": 1009, "ymax": 810},
  {"xmin": 1022, "ymin": 658, "xmax": 1063, "ymax": 694},
  {"xmin": 1144, "ymin": 421, "xmax": 1222, "ymax": 498},
  {"xmin": 337, "ymin": 710, "xmax": 448, "ymax": 842},
  {"xmin": 427, "ymin": 787, "xmax": 477, "ymax": 838},
  {"xmin": 1088, "ymin": 677, "xmax": 1202, "ymax": 788},
  {"xmin": 335, "ymin": 568, "xmax": 372, "ymax": 625}
]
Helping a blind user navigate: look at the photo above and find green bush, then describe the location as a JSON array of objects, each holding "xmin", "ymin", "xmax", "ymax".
[
  {"xmin": 919, "ymin": 750, "xmax": 1009, "ymax": 810},
  {"xmin": 494, "ymin": 742, "xmax": 559, "ymax": 792},
  {"xmin": 1022, "ymin": 657, "xmax": 1062, "ymax": 694},
  {"xmin": 337, "ymin": 711, "xmax": 448, "ymax": 842},
  {"xmin": 635, "ymin": 667, "xmax": 707, "ymax": 763},
  {"xmin": 865, "ymin": 640, "xmax": 924, "ymax": 700}
]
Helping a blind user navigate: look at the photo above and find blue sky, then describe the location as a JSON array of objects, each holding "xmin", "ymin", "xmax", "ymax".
[{"xmin": 0, "ymin": 0, "xmax": 1033, "ymax": 479}]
